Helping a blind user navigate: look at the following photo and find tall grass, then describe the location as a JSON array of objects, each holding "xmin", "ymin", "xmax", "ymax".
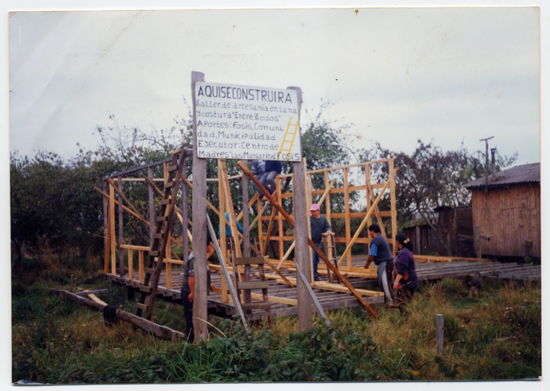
[{"xmin": 12, "ymin": 268, "xmax": 541, "ymax": 384}]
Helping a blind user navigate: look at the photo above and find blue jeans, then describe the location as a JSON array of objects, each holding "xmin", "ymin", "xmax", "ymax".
[
  {"xmin": 312, "ymin": 242, "xmax": 322, "ymax": 279},
  {"xmin": 252, "ymin": 174, "xmax": 264, "ymax": 196},
  {"xmin": 260, "ymin": 171, "xmax": 278, "ymax": 194}
]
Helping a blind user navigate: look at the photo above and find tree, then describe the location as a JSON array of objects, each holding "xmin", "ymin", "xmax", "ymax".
[{"xmin": 364, "ymin": 140, "xmax": 517, "ymax": 255}]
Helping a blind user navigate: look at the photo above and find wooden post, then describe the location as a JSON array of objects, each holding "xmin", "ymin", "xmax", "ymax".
[
  {"xmin": 181, "ymin": 156, "xmax": 189, "ymax": 261},
  {"xmin": 103, "ymin": 180, "xmax": 109, "ymax": 273},
  {"xmin": 139, "ymin": 250, "xmax": 144, "ymax": 283},
  {"xmin": 164, "ymin": 163, "xmax": 172, "ymax": 290},
  {"xmin": 475, "ymin": 225, "xmax": 481, "ymax": 259},
  {"xmin": 117, "ymin": 175, "xmax": 124, "ymax": 276},
  {"xmin": 389, "ymin": 159, "xmax": 397, "ymax": 255},
  {"xmin": 436, "ymin": 314, "xmax": 444, "ymax": 357},
  {"xmin": 305, "ymin": 163, "xmax": 313, "ymax": 282},
  {"xmin": 148, "ymin": 167, "xmax": 155, "ymax": 245},
  {"xmin": 242, "ymin": 160, "xmax": 250, "ymax": 258},
  {"xmin": 241, "ymin": 159, "xmax": 251, "ymax": 305},
  {"xmin": 191, "ymin": 71, "xmax": 208, "ymax": 342},
  {"xmin": 344, "ymin": 167, "xmax": 351, "ymax": 269},
  {"xmin": 277, "ymin": 176, "xmax": 283, "ymax": 261},
  {"xmin": 287, "ymin": 86, "xmax": 312, "ymax": 331},
  {"xmin": 70, "ymin": 274, "xmax": 74, "ymax": 292},
  {"xmin": 109, "ymin": 183, "xmax": 116, "ymax": 275},
  {"xmin": 218, "ymin": 160, "xmax": 228, "ymax": 304},
  {"xmin": 128, "ymin": 249, "xmax": 133, "ymax": 280}
]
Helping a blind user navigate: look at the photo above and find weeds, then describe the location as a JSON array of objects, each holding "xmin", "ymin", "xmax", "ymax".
[{"xmin": 12, "ymin": 270, "xmax": 541, "ymax": 384}]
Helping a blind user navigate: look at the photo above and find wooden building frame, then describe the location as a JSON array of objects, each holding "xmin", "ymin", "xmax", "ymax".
[{"xmin": 99, "ymin": 156, "xmax": 397, "ymax": 296}]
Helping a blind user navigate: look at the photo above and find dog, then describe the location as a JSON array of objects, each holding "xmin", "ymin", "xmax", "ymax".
[{"xmin": 462, "ymin": 274, "xmax": 481, "ymax": 298}]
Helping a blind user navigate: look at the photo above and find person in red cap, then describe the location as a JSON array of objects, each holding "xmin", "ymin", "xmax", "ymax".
[{"xmin": 309, "ymin": 203, "xmax": 334, "ymax": 281}]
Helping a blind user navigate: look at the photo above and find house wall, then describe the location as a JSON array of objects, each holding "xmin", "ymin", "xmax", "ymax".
[{"xmin": 471, "ymin": 183, "xmax": 541, "ymax": 257}]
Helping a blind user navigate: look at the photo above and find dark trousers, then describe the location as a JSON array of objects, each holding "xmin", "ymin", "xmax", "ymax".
[
  {"xmin": 181, "ymin": 293, "xmax": 194, "ymax": 343},
  {"xmin": 312, "ymin": 242, "xmax": 322, "ymax": 279}
]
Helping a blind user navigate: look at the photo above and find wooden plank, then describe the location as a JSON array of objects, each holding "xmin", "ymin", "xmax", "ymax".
[
  {"xmin": 103, "ymin": 180, "xmax": 109, "ymax": 273},
  {"xmin": 218, "ymin": 160, "xmax": 228, "ymax": 304},
  {"xmin": 88, "ymin": 293, "xmax": 107, "ymax": 306},
  {"xmin": 206, "ymin": 214, "xmax": 250, "ymax": 337},
  {"xmin": 139, "ymin": 250, "xmax": 144, "ymax": 283},
  {"xmin": 52, "ymin": 285, "xmax": 191, "ymax": 346},
  {"xmin": 238, "ymin": 281, "xmax": 270, "ymax": 290},
  {"xmin": 117, "ymin": 176, "xmax": 124, "ymax": 276},
  {"xmin": 109, "ymin": 183, "xmax": 116, "ymax": 275},
  {"xmin": 120, "ymin": 244, "xmax": 151, "ymax": 251},
  {"xmin": 344, "ymin": 167, "xmax": 351, "ymax": 269},
  {"xmin": 389, "ymin": 159, "xmax": 397, "ymax": 255},
  {"xmin": 277, "ymin": 176, "xmax": 284, "ymax": 263},
  {"xmin": 292, "ymin": 153, "xmax": 314, "ymax": 331},
  {"xmin": 306, "ymin": 167, "xmax": 313, "ymax": 282},
  {"xmin": 234, "ymin": 257, "xmax": 265, "ymax": 265},
  {"xmin": 240, "ymin": 302, "xmax": 273, "ymax": 310},
  {"xmin": 310, "ymin": 282, "xmax": 385, "ymax": 297},
  {"xmin": 262, "ymin": 204, "xmax": 278, "ymax": 255},
  {"xmin": 128, "ymin": 249, "xmax": 134, "ymax": 281}
]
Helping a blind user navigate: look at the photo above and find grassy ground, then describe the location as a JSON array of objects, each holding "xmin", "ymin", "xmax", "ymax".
[{"xmin": 12, "ymin": 257, "xmax": 541, "ymax": 384}]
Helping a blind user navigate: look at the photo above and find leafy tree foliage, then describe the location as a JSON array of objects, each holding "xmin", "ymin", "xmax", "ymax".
[{"xmin": 364, "ymin": 140, "xmax": 517, "ymax": 255}]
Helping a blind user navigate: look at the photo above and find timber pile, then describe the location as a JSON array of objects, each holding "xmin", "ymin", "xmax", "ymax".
[{"xmin": 414, "ymin": 261, "xmax": 541, "ymax": 285}]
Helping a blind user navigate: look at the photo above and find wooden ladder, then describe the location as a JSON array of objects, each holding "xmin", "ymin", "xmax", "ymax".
[
  {"xmin": 136, "ymin": 148, "xmax": 186, "ymax": 320},
  {"xmin": 231, "ymin": 245, "xmax": 273, "ymax": 328}
]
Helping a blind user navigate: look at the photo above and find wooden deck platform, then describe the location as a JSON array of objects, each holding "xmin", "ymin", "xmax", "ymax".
[{"xmin": 105, "ymin": 256, "xmax": 540, "ymax": 321}]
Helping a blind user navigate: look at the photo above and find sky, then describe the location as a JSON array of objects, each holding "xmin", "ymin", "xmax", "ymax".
[
  {"xmin": 2, "ymin": 1, "xmax": 548, "ymax": 391},
  {"xmin": 7, "ymin": 4, "xmax": 541, "ymax": 165}
]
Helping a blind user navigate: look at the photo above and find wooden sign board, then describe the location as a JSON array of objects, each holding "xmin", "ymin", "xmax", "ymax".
[{"xmin": 194, "ymin": 82, "xmax": 301, "ymax": 161}]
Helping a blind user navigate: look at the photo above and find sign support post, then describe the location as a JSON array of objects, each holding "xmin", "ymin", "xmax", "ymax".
[{"xmin": 191, "ymin": 71, "xmax": 209, "ymax": 342}]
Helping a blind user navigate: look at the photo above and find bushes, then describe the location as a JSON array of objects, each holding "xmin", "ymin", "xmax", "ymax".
[{"xmin": 12, "ymin": 278, "xmax": 541, "ymax": 384}]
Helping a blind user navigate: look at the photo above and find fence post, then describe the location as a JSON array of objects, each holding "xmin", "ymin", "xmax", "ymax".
[
  {"xmin": 475, "ymin": 225, "xmax": 481, "ymax": 259},
  {"xmin": 436, "ymin": 314, "xmax": 444, "ymax": 357}
]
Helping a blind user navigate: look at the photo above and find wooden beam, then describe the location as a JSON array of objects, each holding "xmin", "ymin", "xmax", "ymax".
[
  {"xmin": 103, "ymin": 180, "xmax": 109, "ymax": 273},
  {"xmin": 191, "ymin": 71, "xmax": 208, "ymax": 342},
  {"xmin": 49, "ymin": 288, "xmax": 186, "ymax": 342},
  {"xmin": 109, "ymin": 183, "xmax": 116, "ymax": 275},
  {"xmin": 206, "ymin": 214, "xmax": 250, "ymax": 337}
]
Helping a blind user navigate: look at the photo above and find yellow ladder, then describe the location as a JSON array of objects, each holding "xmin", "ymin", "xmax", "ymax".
[{"xmin": 277, "ymin": 116, "xmax": 299, "ymax": 161}]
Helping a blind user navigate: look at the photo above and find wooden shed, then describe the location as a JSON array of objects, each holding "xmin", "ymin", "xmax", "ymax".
[
  {"xmin": 463, "ymin": 163, "xmax": 540, "ymax": 260},
  {"xmin": 403, "ymin": 207, "xmax": 474, "ymax": 257}
]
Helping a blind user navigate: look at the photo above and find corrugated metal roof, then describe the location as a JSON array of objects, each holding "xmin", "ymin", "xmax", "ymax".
[{"xmin": 463, "ymin": 162, "xmax": 540, "ymax": 189}]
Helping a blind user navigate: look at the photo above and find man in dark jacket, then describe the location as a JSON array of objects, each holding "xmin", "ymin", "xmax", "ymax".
[
  {"xmin": 310, "ymin": 203, "xmax": 334, "ymax": 281},
  {"xmin": 363, "ymin": 224, "xmax": 394, "ymax": 287}
]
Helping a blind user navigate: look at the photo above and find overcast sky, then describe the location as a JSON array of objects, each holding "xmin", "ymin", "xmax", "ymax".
[
  {"xmin": 2, "ymin": 2, "xmax": 548, "ymax": 390},
  {"xmin": 8, "ymin": 5, "xmax": 541, "ymax": 165}
]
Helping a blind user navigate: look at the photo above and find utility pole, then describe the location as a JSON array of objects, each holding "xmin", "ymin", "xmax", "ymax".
[{"xmin": 480, "ymin": 136, "xmax": 494, "ymax": 195}]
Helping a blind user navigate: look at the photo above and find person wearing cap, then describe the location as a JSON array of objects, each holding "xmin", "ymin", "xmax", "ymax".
[
  {"xmin": 363, "ymin": 224, "xmax": 394, "ymax": 288},
  {"xmin": 393, "ymin": 233, "xmax": 418, "ymax": 308},
  {"xmin": 309, "ymin": 203, "xmax": 335, "ymax": 281}
]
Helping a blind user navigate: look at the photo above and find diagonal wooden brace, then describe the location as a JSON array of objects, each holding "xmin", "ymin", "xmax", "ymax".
[{"xmin": 237, "ymin": 161, "xmax": 378, "ymax": 319}]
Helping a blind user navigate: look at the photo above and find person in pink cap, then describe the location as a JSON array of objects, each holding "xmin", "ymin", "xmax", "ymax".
[{"xmin": 309, "ymin": 203, "xmax": 335, "ymax": 281}]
